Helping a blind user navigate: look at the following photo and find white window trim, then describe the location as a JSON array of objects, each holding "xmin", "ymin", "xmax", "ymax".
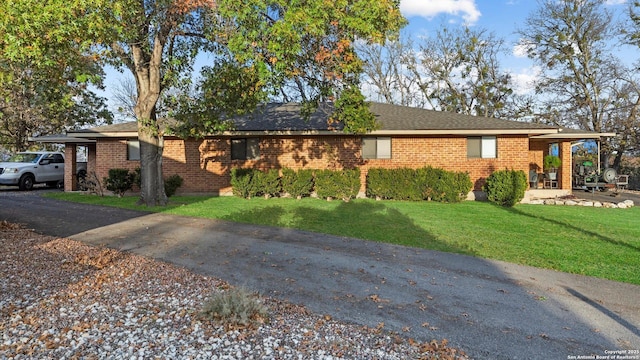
[{"xmin": 362, "ymin": 137, "xmax": 392, "ymax": 159}]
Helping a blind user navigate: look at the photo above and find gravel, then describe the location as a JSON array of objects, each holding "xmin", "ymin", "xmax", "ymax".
[{"xmin": 0, "ymin": 222, "xmax": 467, "ymax": 359}]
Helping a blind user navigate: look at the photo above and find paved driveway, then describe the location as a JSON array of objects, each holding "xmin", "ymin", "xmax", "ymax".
[{"xmin": 1, "ymin": 189, "xmax": 639, "ymax": 359}]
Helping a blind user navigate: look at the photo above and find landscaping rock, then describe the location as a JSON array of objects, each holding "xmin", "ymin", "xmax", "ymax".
[
  {"xmin": 618, "ymin": 202, "xmax": 628, "ymax": 209},
  {"xmin": 564, "ymin": 200, "xmax": 578, "ymax": 206}
]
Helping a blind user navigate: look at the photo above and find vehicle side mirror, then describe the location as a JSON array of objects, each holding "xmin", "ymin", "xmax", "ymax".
[{"xmin": 39, "ymin": 159, "xmax": 51, "ymax": 165}]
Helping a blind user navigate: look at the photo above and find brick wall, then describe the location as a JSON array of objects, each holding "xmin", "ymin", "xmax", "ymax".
[{"xmin": 94, "ymin": 134, "xmax": 534, "ymax": 194}]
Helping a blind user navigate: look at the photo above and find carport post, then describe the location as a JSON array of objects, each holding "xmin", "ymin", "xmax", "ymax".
[{"xmin": 64, "ymin": 144, "xmax": 78, "ymax": 191}]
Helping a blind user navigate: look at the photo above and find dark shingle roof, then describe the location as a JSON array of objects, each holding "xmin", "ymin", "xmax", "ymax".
[{"xmin": 69, "ymin": 102, "xmax": 559, "ymax": 136}]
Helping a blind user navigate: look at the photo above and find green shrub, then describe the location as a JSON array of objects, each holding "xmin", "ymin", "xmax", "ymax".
[
  {"xmin": 164, "ymin": 174, "xmax": 184, "ymax": 197},
  {"xmin": 422, "ymin": 167, "xmax": 472, "ymax": 203},
  {"xmin": 104, "ymin": 168, "xmax": 136, "ymax": 197},
  {"xmin": 314, "ymin": 168, "xmax": 360, "ymax": 201},
  {"xmin": 254, "ymin": 169, "xmax": 281, "ymax": 198},
  {"xmin": 199, "ymin": 287, "xmax": 269, "ymax": 330},
  {"xmin": 230, "ymin": 168, "xmax": 259, "ymax": 199},
  {"xmin": 281, "ymin": 168, "xmax": 314, "ymax": 199},
  {"xmin": 484, "ymin": 169, "xmax": 528, "ymax": 207},
  {"xmin": 367, "ymin": 167, "xmax": 471, "ymax": 202}
]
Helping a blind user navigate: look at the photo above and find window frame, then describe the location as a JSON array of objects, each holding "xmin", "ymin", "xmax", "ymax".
[
  {"xmin": 362, "ymin": 137, "xmax": 392, "ymax": 159},
  {"xmin": 231, "ymin": 138, "xmax": 260, "ymax": 160},
  {"xmin": 467, "ymin": 136, "xmax": 497, "ymax": 159},
  {"xmin": 127, "ymin": 140, "xmax": 141, "ymax": 161}
]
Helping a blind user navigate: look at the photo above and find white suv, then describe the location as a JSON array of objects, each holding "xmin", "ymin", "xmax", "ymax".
[{"xmin": 0, "ymin": 151, "xmax": 65, "ymax": 190}]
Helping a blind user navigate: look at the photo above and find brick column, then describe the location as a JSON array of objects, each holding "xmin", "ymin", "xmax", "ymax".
[
  {"xmin": 64, "ymin": 144, "xmax": 78, "ymax": 191},
  {"xmin": 559, "ymin": 141, "xmax": 572, "ymax": 190}
]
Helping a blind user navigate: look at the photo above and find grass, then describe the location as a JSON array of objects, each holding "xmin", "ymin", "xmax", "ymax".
[{"xmin": 45, "ymin": 192, "xmax": 640, "ymax": 285}]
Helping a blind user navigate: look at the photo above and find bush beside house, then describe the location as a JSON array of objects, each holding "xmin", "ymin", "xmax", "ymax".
[
  {"xmin": 483, "ymin": 169, "xmax": 528, "ymax": 207},
  {"xmin": 366, "ymin": 167, "xmax": 472, "ymax": 203}
]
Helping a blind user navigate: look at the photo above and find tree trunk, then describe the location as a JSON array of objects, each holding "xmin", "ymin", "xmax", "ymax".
[
  {"xmin": 135, "ymin": 97, "xmax": 167, "ymax": 207},
  {"xmin": 137, "ymin": 125, "xmax": 167, "ymax": 207}
]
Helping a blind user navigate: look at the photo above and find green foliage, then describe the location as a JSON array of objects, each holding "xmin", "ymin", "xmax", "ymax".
[
  {"xmin": 164, "ymin": 174, "xmax": 184, "ymax": 197},
  {"xmin": 367, "ymin": 167, "xmax": 472, "ymax": 203},
  {"xmin": 483, "ymin": 169, "xmax": 528, "ymax": 207},
  {"xmin": 104, "ymin": 168, "xmax": 136, "ymax": 197},
  {"xmin": 199, "ymin": 287, "xmax": 268, "ymax": 330},
  {"xmin": 313, "ymin": 169, "xmax": 360, "ymax": 201},
  {"xmin": 331, "ymin": 85, "xmax": 380, "ymax": 133},
  {"xmin": 230, "ymin": 168, "xmax": 260, "ymax": 199},
  {"xmin": 421, "ymin": 167, "xmax": 473, "ymax": 203},
  {"xmin": 543, "ymin": 155, "xmax": 562, "ymax": 170},
  {"xmin": 254, "ymin": 169, "xmax": 281, "ymax": 198},
  {"xmin": 0, "ymin": 0, "xmax": 112, "ymax": 151},
  {"xmin": 281, "ymin": 168, "xmax": 314, "ymax": 199},
  {"xmin": 230, "ymin": 168, "xmax": 281, "ymax": 199}
]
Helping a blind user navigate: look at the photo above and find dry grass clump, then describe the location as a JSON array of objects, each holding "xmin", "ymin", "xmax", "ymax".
[{"xmin": 199, "ymin": 287, "xmax": 269, "ymax": 330}]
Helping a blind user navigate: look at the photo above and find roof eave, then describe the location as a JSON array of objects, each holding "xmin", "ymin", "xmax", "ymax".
[
  {"xmin": 532, "ymin": 132, "xmax": 617, "ymax": 139},
  {"xmin": 368, "ymin": 129, "xmax": 559, "ymax": 136}
]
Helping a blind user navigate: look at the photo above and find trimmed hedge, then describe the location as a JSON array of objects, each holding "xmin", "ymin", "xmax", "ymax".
[
  {"xmin": 313, "ymin": 168, "xmax": 360, "ymax": 201},
  {"xmin": 281, "ymin": 168, "xmax": 313, "ymax": 199},
  {"xmin": 483, "ymin": 169, "xmax": 527, "ymax": 207},
  {"xmin": 230, "ymin": 168, "xmax": 260, "ymax": 198},
  {"xmin": 366, "ymin": 167, "xmax": 472, "ymax": 203}
]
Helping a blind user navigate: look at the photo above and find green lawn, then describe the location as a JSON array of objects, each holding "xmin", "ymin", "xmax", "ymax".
[{"xmin": 45, "ymin": 193, "xmax": 640, "ymax": 285}]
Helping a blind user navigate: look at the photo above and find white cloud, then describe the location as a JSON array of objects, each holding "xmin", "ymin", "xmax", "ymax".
[
  {"xmin": 605, "ymin": 0, "xmax": 626, "ymax": 5},
  {"xmin": 400, "ymin": 0, "xmax": 481, "ymax": 24},
  {"xmin": 513, "ymin": 38, "xmax": 535, "ymax": 58},
  {"xmin": 509, "ymin": 66, "xmax": 541, "ymax": 95}
]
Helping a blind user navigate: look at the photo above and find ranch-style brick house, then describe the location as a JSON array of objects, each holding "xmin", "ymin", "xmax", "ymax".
[{"xmin": 55, "ymin": 102, "xmax": 614, "ymax": 199}]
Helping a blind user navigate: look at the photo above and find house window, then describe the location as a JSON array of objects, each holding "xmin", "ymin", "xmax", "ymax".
[
  {"xmin": 467, "ymin": 136, "xmax": 497, "ymax": 158},
  {"xmin": 231, "ymin": 138, "xmax": 260, "ymax": 160},
  {"xmin": 127, "ymin": 140, "xmax": 140, "ymax": 161},
  {"xmin": 362, "ymin": 137, "xmax": 392, "ymax": 159}
]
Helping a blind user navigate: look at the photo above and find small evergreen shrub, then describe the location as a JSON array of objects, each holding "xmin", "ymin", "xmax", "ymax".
[
  {"xmin": 281, "ymin": 168, "xmax": 314, "ymax": 199},
  {"xmin": 367, "ymin": 167, "xmax": 472, "ymax": 202},
  {"xmin": 484, "ymin": 169, "xmax": 528, "ymax": 207},
  {"xmin": 314, "ymin": 168, "xmax": 360, "ymax": 201},
  {"xmin": 254, "ymin": 169, "xmax": 281, "ymax": 198},
  {"xmin": 422, "ymin": 167, "xmax": 472, "ymax": 203},
  {"xmin": 104, "ymin": 168, "xmax": 136, "ymax": 197},
  {"xmin": 199, "ymin": 287, "xmax": 269, "ymax": 330},
  {"xmin": 230, "ymin": 168, "xmax": 259, "ymax": 198},
  {"xmin": 164, "ymin": 174, "xmax": 184, "ymax": 197}
]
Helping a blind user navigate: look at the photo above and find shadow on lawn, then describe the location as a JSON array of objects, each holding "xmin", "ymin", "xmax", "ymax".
[
  {"xmin": 222, "ymin": 200, "xmax": 478, "ymax": 256},
  {"xmin": 504, "ymin": 205, "xmax": 640, "ymax": 253}
]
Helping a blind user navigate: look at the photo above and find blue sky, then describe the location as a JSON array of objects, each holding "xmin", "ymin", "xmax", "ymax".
[
  {"xmin": 398, "ymin": 0, "xmax": 635, "ymax": 94},
  {"xmin": 101, "ymin": 1, "xmax": 637, "ymax": 116}
]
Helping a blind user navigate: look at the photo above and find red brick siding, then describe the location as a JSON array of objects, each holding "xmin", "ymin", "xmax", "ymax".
[{"xmin": 94, "ymin": 134, "xmax": 538, "ymax": 194}]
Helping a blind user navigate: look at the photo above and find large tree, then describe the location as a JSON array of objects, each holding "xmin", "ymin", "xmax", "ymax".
[
  {"xmin": 519, "ymin": 0, "xmax": 638, "ymax": 168},
  {"xmin": 359, "ymin": 26, "xmax": 517, "ymax": 118},
  {"xmin": 0, "ymin": 0, "xmax": 112, "ymax": 151},
  {"xmin": 89, "ymin": 0, "xmax": 404, "ymax": 206}
]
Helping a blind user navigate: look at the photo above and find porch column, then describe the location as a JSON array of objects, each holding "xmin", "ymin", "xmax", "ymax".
[
  {"xmin": 559, "ymin": 141, "xmax": 572, "ymax": 190},
  {"xmin": 87, "ymin": 144, "xmax": 96, "ymax": 175},
  {"xmin": 64, "ymin": 144, "xmax": 78, "ymax": 191}
]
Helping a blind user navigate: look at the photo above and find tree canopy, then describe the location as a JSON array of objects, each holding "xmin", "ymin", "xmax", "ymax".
[
  {"xmin": 79, "ymin": 0, "xmax": 404, "ymax": 206},
  {"xmin": 0, "ymin": 0, "xmax": 112, "ymax": 151}
]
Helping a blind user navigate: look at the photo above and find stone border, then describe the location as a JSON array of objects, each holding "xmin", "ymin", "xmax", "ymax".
[{"xmin": 528, "ymin": 198, "xmax": 635, "ymax": 208}]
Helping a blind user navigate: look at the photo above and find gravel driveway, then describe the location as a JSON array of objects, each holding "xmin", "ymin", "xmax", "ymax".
[{"xmin": 2, "ymin": 189, "xmax": 639, "ymax": 359}]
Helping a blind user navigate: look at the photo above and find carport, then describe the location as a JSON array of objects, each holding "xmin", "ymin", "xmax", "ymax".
[
  {"xmin": 31, "ymin": 135, "xmax": 96, "ymax": 191},
  {"xmin": 526, "ymin": 128, "xmax": 617, "ymax": 200}
]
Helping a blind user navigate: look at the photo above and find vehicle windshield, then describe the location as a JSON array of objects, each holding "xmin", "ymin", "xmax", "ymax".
[{"xmin": 6, "ymin": 153, "xmax": 40, "ymax": 163}]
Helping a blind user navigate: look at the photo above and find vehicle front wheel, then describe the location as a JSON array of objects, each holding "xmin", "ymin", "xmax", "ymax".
[{"xmin": 19, "ymin": 174, "xmax": 35, "ymax": 191}]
